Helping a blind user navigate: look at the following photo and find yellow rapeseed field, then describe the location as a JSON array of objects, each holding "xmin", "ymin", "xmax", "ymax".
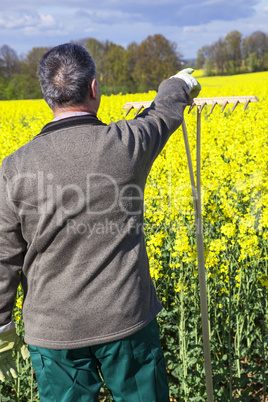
[{"xmin": 1, "ymin": 71, "xmax": 268, "ymax": 400}]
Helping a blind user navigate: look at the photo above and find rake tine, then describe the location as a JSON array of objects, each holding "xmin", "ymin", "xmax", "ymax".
[
  {"xmin": 243, "ymin": 99, "xmax": 250, "ymax": 111},
  {"xmin": 200, "ymin": 102, "xmax": 207, "ymax": 113},
  {"xmin": 231, "ymin": 100, "xmax": 239, "ymax": 112},
  {"xmin": 210, "ymin": 102, "xmax": 217, "ymax": 114},
  {"xmin": 188, "ymin": 103, "xmax": 195, "ymax": 114},
  {"xmin": 135, "ymin": 106, "xmax": 143, "ymax": 116},
  {"xmin": 125, "ymin": 106, "xmax": 133, "ymax": 117},
  {"xmin": 221, "ymin": 101, "xmax": 228, "ymax": 113}
]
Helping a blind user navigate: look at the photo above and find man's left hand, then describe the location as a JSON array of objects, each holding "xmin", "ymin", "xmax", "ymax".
[{"xmin": 0, "ymin": 329, "xmax": 30, "ymax": 381}]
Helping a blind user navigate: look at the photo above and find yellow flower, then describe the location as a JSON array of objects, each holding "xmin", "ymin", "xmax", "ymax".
[{"xmin": 258, "ymin": 274, "xmax": 268, "ymax": 289}]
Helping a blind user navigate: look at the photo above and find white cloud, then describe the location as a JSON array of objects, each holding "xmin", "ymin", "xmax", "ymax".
[
  {"xmin": 183, "ymin": 26, "xmax": 204, "ymax": 33},
  {"xmin": 74, "ymin": 8, "xmax": 140, "ymax": 24},
  {"xmin": 39, "ymin": 14, "xmax": 57, "ymax": 28},
  {"xmin": 0, "ymin": 11, "xmax": 56, "ymax": 30},
  {"xmin": 0, "ymin": 13, "xmax": 34, "ymax": 29}
]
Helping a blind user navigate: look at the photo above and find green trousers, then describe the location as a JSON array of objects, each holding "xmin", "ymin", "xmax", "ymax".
[{"xmin": 29, "ymin": 318, "xmax": 169, "ymax": 402}]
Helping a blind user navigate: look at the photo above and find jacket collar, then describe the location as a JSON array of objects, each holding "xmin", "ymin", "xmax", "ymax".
[{"xmin": 33, "ymin": 114, "xmax": 107, "ymax": 140}]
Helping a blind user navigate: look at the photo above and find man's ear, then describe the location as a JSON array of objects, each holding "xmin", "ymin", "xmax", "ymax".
[{"xmin": 90, "ymin": 78, "xmax": 98, "ymax": 100}]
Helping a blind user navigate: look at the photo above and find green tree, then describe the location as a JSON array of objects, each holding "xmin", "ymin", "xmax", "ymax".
[
  {"xmin": 224, "ymin": 30, "xmax": 242, "ymax": 73},
  {"xmin": 125, "ymin": 42, "xmax": 139, "ymax": 93},
  {"xmin": 21, "ymin": 47, "xmax": 50, "ymax": 79},
  {"xmin": 0, "ymin": 45, "xmax": 20, "ymax": 79},
  {"xmin": 196, "ymin": 45, "xmax": 211, "ymax": 69},
  {"xmin": 0, "ymin": 45, "xmax": 22, "ymax": 99},
  {"xmin": 18, "ymin": 47, "xmax": 51, "ymax": 99},
  {"xmin": 132, "ymin": 34, "xmax": 183, "ymax": 92},
  {"xmin": 101, "ymin": 41, "xmax": 130, "ymax": 94},
  {"xmin": 84, "ymin": 38, "xmax": 105, "ymax": 82},
  {"xmin": 211, "ymin": 38, "xmax": 228, "ymax": 75},
  {"xmin": 243, "ymin": 31, "xmax": 268, "ymax": 72}
]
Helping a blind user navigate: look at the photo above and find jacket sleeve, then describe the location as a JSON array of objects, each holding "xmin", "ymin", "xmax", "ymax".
[
  {"xmin": 0, "ymin": 161, "xmax": 27, "ymax": 326},
  {"xmin": 111, "ymin": 78, "xmax": 190, "ymax": 174}
]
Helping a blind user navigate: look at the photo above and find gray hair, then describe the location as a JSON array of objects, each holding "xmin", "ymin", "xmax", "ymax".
[{"xmin": 37, "ymin": 43, "xmax": 96, "ymax": 110}]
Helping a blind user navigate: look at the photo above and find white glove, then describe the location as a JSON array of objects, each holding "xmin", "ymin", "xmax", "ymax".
[
  {"xmin": 0, "ymin": 329, "xmax": 30, "ymax": 381},
  {"xmin": 170, "ymin": 68, "xmax": 201, "ymax": 98}
]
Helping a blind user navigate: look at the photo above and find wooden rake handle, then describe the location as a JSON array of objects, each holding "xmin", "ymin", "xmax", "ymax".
[{"xmin": 182, "ymin": 114, "xmax": 214, "ymax": 402}]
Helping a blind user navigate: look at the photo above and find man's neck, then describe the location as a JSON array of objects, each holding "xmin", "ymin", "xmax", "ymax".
[
  {"xmin": 52, "ymin": 111, "xmax": 94, "ymax": 122},
  {"xmin": 53, "ymin": 104, "xmax": 95, "ymax": 118}
]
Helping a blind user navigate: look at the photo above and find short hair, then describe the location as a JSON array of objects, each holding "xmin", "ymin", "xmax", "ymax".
[{"xmin": 37, "ymin": 43, "xmax": 96, "ymax": 110}]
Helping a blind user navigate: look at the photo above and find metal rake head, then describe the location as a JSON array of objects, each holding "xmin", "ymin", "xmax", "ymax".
[{"xmin": 123, "ymin": 96, "xmax": 259, "ymax": 116}]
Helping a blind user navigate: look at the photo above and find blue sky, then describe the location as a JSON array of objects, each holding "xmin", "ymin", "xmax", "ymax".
[{"xmin": 1, "ymin": 0, "xmax": 267, "ymax": 60}]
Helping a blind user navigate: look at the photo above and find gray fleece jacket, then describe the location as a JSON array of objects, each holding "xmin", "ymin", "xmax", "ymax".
[{"xmin": 0, "ymin": 78, "xmax": 190, "ymax": 349}]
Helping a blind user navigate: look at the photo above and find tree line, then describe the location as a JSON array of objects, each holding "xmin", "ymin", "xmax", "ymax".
[
  {"xmin": 0, "ymin": 30, "xmax": 267, "ymax": 100},
  {"xmin": 196, "ymin": 30, "xmax": 268, "ymax": 76},
  {"xmin": 0, "ymin": 34, "xmax": 183, "ymax": 100}
]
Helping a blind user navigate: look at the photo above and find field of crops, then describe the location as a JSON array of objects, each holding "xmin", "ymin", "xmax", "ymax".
[{"xmin": 0, "ymin": 71, "xmax": 268, "ymax": 401}]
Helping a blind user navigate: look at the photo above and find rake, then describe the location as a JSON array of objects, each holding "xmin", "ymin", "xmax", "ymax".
[{"xmin": 123, "ymin": 95, "xmax": 259, "ymax": 402}]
